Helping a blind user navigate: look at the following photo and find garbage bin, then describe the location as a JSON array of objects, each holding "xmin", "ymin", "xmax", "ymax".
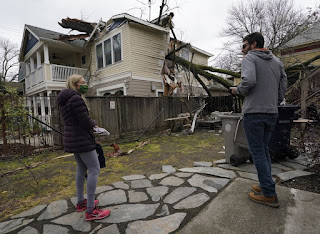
[
  {"xmin": 218, "ymin": 113, "xmax": 250, "ymax": 166},
  {"xmin": 269, "ymin": 105, "xmax": 300, "ymax": 159}
]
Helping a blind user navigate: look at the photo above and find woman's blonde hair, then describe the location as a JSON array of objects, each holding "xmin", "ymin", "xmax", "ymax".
[{"xmin": 66, "ymin": 74, "xmax": 83, "ymax": 91}]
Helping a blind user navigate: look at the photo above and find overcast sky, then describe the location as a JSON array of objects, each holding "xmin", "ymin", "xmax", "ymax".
[{"xmin": 1, "ymin": 0, "xmax": 319, "ymax": 62}]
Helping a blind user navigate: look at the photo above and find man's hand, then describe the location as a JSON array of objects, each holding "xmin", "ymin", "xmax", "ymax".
[{"xmin": 229, "ymin": 87, "xmax": 237, "ymax": 94}]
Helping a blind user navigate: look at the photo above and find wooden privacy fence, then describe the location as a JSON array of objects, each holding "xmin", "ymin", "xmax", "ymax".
[
  {"xmin": 85, "ymin": 96, "xmax": 233, "ymax": 139},
  {"xmin": 1, "ymin": 95, "xmax": 233, "ymax": 156}
]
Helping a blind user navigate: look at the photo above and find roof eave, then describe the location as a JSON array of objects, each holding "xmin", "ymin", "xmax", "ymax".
[{"xmin": 111, "ymin": 13, "xmax": 169, "ymax": 33}]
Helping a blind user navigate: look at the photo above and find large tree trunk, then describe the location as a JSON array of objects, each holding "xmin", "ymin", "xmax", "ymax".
[{"xmin": 166, "ymin": 51, "xmax": 320, "ymax": 97}]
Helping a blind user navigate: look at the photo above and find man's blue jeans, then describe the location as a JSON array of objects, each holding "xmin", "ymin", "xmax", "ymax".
[{"xmin": 243, "ymin": 113, "xmax": 278, "ymax": 197}]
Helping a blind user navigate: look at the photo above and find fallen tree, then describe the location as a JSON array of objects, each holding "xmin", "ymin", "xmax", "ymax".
[{"xmin": 165, "ymin": 45, "xmax": 320, "ymax": 97}]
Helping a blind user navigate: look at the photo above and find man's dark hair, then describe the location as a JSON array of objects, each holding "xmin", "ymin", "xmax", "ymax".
[{"xmin": 243, "ymin": 32, "xmax": 264, "ymax": 48}]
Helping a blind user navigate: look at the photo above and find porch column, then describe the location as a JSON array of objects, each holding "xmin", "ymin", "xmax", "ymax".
[
  {"xmin": 32, "ymin": 96, "xmax": 38, "ymax": 117},
  {"xmin": 30, "ymin": 57, "xmax": 35, "ymax": 72},
  {"xmin": 39, "ymin": 92, "xmax": 46, "ymax": 123},
  {"xmin": 47, "ymin": 90, "xmax": 52, "ymax": 116},
  {"xmin": 26, "ymin": 63, "xmax": 30, "ymax": 76},
  {"xmin": 36, "ymin": 51, "xmax": 41, "ymax": 68},
  {"xmin": 27, "ymin": 97, "xmax": 33, "ymax": 126},
  {"xmin": 44, "ymin": 45, "xmax": 50, "ymax": 64}
]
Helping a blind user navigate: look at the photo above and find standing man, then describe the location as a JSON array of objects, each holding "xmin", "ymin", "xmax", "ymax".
[{"xmin": 230, "ymin": 32, "xmax": 287, "ymax": 208}]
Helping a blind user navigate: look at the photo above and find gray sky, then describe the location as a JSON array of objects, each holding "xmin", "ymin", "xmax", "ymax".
[{"xmin": 1, "ymin": 0, "xmax": 318, "ymax": 61}]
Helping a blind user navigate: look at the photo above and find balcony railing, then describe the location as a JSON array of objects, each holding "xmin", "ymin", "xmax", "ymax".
[
  {"xmin": 52, "ymin": 64, "xmax": 89, "ymax": 82},
  {"xmin": 23, "ymin": 64, "xmax": 89, "ymax": 91}
]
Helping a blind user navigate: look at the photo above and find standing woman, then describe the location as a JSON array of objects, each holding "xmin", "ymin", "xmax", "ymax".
[{"xmin": 57, "ymin": 74, "xmax": 110, "ymax": 221}]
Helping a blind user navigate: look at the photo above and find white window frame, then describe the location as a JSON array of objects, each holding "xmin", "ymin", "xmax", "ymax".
[
  {"xmin": 96, "ymin": 31, "xmax": 123, "ymax": 70},
  {"xmin": 96, "ymin": 83, "xmax": 127, "ymax": 96},
  {"xmin": 180, "ymin": 48, "xmax": 190, "ymax": 61}
]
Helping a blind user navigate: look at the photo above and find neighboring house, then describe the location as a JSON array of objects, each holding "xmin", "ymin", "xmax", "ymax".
[
  {"xmin": 18, "ymin": 13, "xmax": 213, "ymax": 120},
  {"xmin": 279, "ymin": 21, "xmax": 320, "ymax": 67},
  {"xmin": 278, "ymin": 21, "xmax": 320, "ymax": 115}
]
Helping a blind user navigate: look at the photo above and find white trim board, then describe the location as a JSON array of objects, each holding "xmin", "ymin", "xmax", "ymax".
[{"xmin": 96, "ymin": 83, "xmax": 127, "ymax": 96}]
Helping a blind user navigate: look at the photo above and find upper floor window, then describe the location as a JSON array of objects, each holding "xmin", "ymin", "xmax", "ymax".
[
  {"xmin": 180, "ymin": 48, "xmax": 190, "ymax": 61},
  {"xmin": 96, "ymin": 33, "xmax": 122, "ymax": 69}
]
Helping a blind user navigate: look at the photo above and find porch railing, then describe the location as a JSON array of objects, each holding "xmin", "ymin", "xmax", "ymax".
[
  {"xmin": 23, "ymin": 64, "xmax": 89, "ymax": 91},
  {"xmin": 51, "ymin": 64, "xmax": 89, "ymax": 82}
]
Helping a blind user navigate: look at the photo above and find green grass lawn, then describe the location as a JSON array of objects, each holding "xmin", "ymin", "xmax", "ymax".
[{"xmin": 0, "ymin": 130, "xmax": 225, "ymax": 222}]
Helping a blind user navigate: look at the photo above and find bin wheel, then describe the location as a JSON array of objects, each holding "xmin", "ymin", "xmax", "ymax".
[
  {"xmin": 230, "ymin": 155, "xmax": 240, "ymax": 167},
  {"xmin": 286, "ymin": 146, "xmax": 299, "ymax": 159},
  {"xmin": 248, "ymin": 154, "xmax": 253, "ymax": 163}
]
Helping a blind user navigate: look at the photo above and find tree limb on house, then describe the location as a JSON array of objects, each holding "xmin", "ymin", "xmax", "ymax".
[
  {"xmin": 166, "ymin": 46, "xmax": 320, "ymax": 98},
  {"xmin": 58, "ymin": 17, "xmax": 97, "ymax": 34}
]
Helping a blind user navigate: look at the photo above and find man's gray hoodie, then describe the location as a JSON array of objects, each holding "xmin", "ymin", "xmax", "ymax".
[{"xmin": 236, "ymin": 49, "xmax": 287, "ymax": 114}]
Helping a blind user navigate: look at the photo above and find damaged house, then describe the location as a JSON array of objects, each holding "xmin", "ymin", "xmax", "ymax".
[{"xmin": 18, "ymin": 13, "xmax": 213, "ymax": 121}]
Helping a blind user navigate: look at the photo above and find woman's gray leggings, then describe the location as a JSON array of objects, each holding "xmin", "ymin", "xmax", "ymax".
[{"xmin": 74, "ymin": 149, "xmax": 100, "ymax": 209}]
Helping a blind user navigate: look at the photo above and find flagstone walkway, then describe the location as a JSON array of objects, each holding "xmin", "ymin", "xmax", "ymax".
[{"xmin": 0, "ymin": 156, "xmax": 314, "ymax": 234}]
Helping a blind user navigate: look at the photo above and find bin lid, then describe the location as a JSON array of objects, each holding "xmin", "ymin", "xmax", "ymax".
[
  {"xmin": 217, "ymin": 113, "xmax": 243, "ymax": 119},
  {"xmin": 278, "ymin": 105, "xmax": 300, "ymax": 111}
]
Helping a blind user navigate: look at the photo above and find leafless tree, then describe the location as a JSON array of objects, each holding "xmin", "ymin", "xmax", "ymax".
[
  {"xmin": 222, "ymin": 0, "xmax": 319, "ymax": 51},
  {"xmin": 0, "ymin": 37, "xmax": 19, "ymax": 85}
]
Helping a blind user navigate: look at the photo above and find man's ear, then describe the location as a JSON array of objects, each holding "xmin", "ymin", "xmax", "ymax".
[{"xmin": 252, "ymin": 41, "xmax": 257, "ymax": 49}]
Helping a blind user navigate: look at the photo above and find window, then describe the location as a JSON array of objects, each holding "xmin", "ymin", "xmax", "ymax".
[
  {"xmin": 113, "ymin": 34, "xmax": 122, "ymax": 62},
  {"xmin": 96, "ymin": 33, "xmax": 122, "ymax": 69},
  {"xmin": 181, "ymin": 48, "xmax": 190, "ymax": 61},
  {"xmin": 96, "ymin": 43, "xmax": 103, "ymax": 69},
  {"xmin": 104, "ymin": 39, "xmax": 112, "ymax": 66}
]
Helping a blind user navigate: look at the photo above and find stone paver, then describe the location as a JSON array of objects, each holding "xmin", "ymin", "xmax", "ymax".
[
  {"xmin": 90, "ymin": 224, "xmax": 102, "ymax": 234},
  {"xmin": 97, "ymin": 204, "xmax": 160, "ymax": 223},
  {"xmin": 125, "ymin": 213, "xmax": 186, "ymax": 234},
  {"xmin": 179, "ymin": 167, "xmax": 237, "ymax": 179},
  {"xmin": 187, "ymin": 174, "xmax": 230, "ymax": 193},
  {"xmin": 0, "ymin": 218, "xmax": 33, "ymax": 234},
  {"xmin": 173, "ymin": 193, "xmax": 210, "ymax": 209},
  {"xmin": 277, "ymin": 170, "xmax": 314, "ymax": 182},
  {"xmin": 157, "ymin": 204, "xmax": 170, "ymax": 216},
  {"xmin": 162, "ymin": 165, "xmax": 176, "ymax": 173},
  {"xmin": 112, "ymin": 182, "xmax": 129, "ymax": 190},
  {"xmin": 193, "ymin": 161, "xmax": 212, "ymax": 167},
  {"xmin": 149, "ymin": 173, "xmax": 169, "ymax": 180},
  {"xmin": 164, "ymin": 187, "xmax": 197, "ymax": 204},
  {"xmin": 97, "ymin": 224, "xmax": 120, "ymax": 234},
  {"xmin": 213, "ymin": 159, "xmax": 226, "ymax": 164},
  {"xmin": 130, "ymin": 179, "xmax": 153, "ymax": 188},
  {"xmin": 37, "ymin": 200, "xmax": 68, "ymax": 220},
  {"xmin": 174, "ymin": 172, "xmax": 193, "ymax": 178},
  {"xmin": 96, "ymin": 186, "xmax": 114, "ymax": 194},
  {"xmin": 278, "ymin": 161, "xmax": 308, "ymax": 170},
  {"xmin": 122, "ymin": 175, "xmax": 145, "ymax": 180},
  {"xmin": 146, "ymin": 186, "xmax": 169, "ymax": 202},
  {"xmin": 97, "ymin": 189, "xmax": 127, "ymax": 206},
  {"xmin": 128, "ymin": 190, "xmax": 149, "ymax": 203},
  {"xmin": 17, "ymin": 226, "xmax": 39, "ymax": 234},
  {"xmin": 11, "ymin": 205, "xmax": 47, "ymax": 219},
  {"xmin": 43, "ymin": 224, "xmax": 69, "ymax": 234},
  {"xmin": 52, "ymin": 212, "xmax": 91, "ymax": 232},
  {"xmin": 159, "ymin": 176, "xmax": 185, "ymax": 186},
  {"xmin": 218, "ymin": 163, "xmax": 282, "ymax": 175}
]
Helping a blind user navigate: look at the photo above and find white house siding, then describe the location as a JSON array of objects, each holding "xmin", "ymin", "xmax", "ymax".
[
  {"xmin": 89, "ymin": 24, "xmax": 132, "ymax": 95},
  {"xmin": 127, "ymin": 79, "xmax": 163, "ymax": 97},
  {"xmin": 129, "ymin": 22, "xmax": 168, "ymax": 81}
]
